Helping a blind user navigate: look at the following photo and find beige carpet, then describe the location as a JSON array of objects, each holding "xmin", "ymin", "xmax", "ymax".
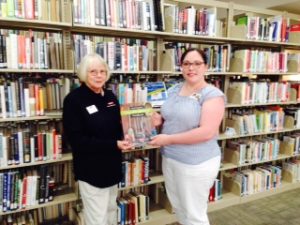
[
  {"xmin": 208, "ymin": 188, "xmax": 300, "ymax": 225},
  {"xmin": 166, "ymin": 188, "xmax": 300, "ymax": 225}
]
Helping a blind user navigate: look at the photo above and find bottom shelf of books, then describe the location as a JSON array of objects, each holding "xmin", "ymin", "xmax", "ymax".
[
  {"xmin": 0, "ymin": 160, "xmax": 77, "ymax": 216},
  {"xmin": 0, "ymin": 201, "xmax": 77, "ymax": 225}
]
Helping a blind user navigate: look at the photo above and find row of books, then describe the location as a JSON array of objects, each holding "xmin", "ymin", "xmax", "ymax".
[
  {"xmin": 208, "ymin": 179, "xmax": 222, "ymax": 202},
  {"xmin": 120, "ymin": 156, "xmax": 150, "ymax": 188},
  {"xmin": 73, "ymin": 0, "xmax": 163, "ymax": 31},
  {"xmin": 110, "ymin": 79, "xmax": 222, "ymax": 108},
  {"xmin": 226, "ymin": 107, "xmax": 286, "ymax": 135},
  {"xmin": 230, "ymin": 49, "xmax": 288, "ymax": 73},
  {"xmin": 227, "ymin": 165, "xmax": 282, "ymax": 196},
  {"xmin": 0, "ymin": 30, "xmax": 64, "ymax": 70},
  {"xmin": 227, "ymin": 81, "xmax": 294, "ymax": 104},
  {"xmin": 74, "ymin": 39, "xmax": 299, "ymax": 74},
  {"xmin": 0, "ymin": 129, "xmax": 62, "ymax": 167},
  {"xmin": 161, "ymin": 42, "xmax": 231, "ymax": 72},
  {"xmin": 109, "ymin": 82, "xmax": 166, "ymax": 107},
  {"xmin": 0, "ymin": 163, "xmax": 72, "ymax": 213},
  {"xmin": 225, "ymin": 138, "xmax": 280, "ymax": 165},
  {"xmin": 0, "ymin": 168, "xmax": 54, "ymax": 212},
  {"xmin": 163, "ymin": 4, "xmax": 217, "ymax": 36},
  {"xmin": 73, "ymin": 35, "xmax": 156, "ymax": 71},
  {"xmin": 0, "ymin": 0, "xmax": 64, "ymax": 22},
  {"xmin": 0, "ymin": 203, "xmax": 72, "ymax": 225},
  {"xmin": 117, "ymin": 192, "xmax": 150, "ymax": 224},
  {"xmin": 0, "ymin": 77, "xmax": 74, "ymax": 119},
  {"xmin": 234, "ymin": 15, "xmax": 290, "ymax": 42}
]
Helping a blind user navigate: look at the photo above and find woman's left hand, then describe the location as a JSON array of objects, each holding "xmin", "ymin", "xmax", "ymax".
[
  {"xmin": 117, "ymin": 140, "xmax": 134, "ymax": 151},
  {"xmin": 149, "ymin": 134, "xmax": 171, "ymax": 147}
]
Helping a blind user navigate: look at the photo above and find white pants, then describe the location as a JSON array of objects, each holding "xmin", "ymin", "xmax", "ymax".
[
  {"xmin": 162, "ymin": 156, "xmax": 220, "ymax": 225},
  {"xmin": 78, "ymin": 180, "xmax": 118, "ymax": 225}
]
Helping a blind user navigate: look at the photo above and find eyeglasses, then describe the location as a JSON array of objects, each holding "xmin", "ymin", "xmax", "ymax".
[
  {"xmin": 181, "ymin": 61, "xmax": 205, "ymax": 69},
  {"xmin": 88, "ymin": 69, "xmax": 107, "ymax": 77}
]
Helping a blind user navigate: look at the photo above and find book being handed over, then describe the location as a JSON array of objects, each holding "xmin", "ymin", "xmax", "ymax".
[{"xmin": 121, "ymin": 103, "xmax": 157, "ymax": 149}]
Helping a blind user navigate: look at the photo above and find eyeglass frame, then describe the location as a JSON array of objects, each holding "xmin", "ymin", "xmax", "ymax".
[
  {"xmin": 88, "ymin": 69, "xmax": 108, "ymax": 77},
  {"xmin": 181, "ymin": 61, "xmax": 206, "ymax": 69}
]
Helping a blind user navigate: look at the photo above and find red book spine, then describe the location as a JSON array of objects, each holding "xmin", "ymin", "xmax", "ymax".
[
  {"xmin": 290, "ymin": 24, "xmax": 300, "ymax": 32},
  {"xmin": 21, "ymin": 176, "xmax": 27, "ymax": 208}
]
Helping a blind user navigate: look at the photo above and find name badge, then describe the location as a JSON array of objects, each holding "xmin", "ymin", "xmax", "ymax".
[
  {"xmin": 86, "ymin": 105, "xmax": 98, "ymax": 114},
  {"xmin": 189, "ymin": 93, "xmax": 201, "ymax": 101}
]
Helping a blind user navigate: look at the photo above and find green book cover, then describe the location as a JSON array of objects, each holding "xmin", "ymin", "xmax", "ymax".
[{"xmin": 237, "ymin": 16, "xmax": 248, "ymax": 26}]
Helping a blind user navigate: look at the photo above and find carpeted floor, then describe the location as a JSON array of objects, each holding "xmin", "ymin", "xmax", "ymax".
[
  {"xmin": 167, "ymin": 188, "xmax": 300, "ymax": 225},
  {"xmin": 208, "ymin": 188, "xmax": 300, "ymax": 225}
]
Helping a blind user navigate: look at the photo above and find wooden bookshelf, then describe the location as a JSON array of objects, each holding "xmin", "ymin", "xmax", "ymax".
[
  {"xmin": 118, "ymin": 174, "xmax": 164, "ymax": 191},
  {"xmin": 141, "ymin": 209, "xmax": 177, "ymax": 225},
  {"xmin": 208, "ymin": 191, "xmax": 240, "ymax": 212},
  {"xmin": 1, "ymin": 0, "xmax": 300, "ymax": 224},
  {"xmin": 0, "ymin": 114, "xmax": 62, "ymax": 122},
  {"xmin": 0, "ymin": 153, "xmax": 72, "ymax": 171},
  {"xmin": 227, "ymin": 101, "xmax": 300, "ymax": 108},
  {"xmin": 0, "ymin": 18, "xmax": 72, "ymax": 30},
  {"xmin": 239, "ymin": 181, "xmax": 300, "ymax": 204},
  {"xmin": 0, "ymin": 192, "xmax": 77, "ymax": 216},
  {"xmin": 71, "ymin": 0, "xmax": 300, "ymax": 223},
  {"xmin": 0, "ymin": 1, "xmax": 75, "ymax": 222},
  {"xmin": 219, "ymin": 128, "xmax": 300, "ymax": 140},
  {"xmin": 111, "ymin": 70, "xmax": 172, "ymax": 75},
  {"xmin": 0, "ymin": 69, "xmax": 74, "ymax": 73},
  {"xmin": 220, "ymin": 162, "xmax": 238, "ymax": 171}
]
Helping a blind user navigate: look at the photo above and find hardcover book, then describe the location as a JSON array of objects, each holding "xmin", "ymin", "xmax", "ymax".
[{"xmin": 121, "ymin": 103, "xmax": 157, "ymax": 148}]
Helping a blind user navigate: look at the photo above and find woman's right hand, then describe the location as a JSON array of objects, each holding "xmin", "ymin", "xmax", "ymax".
[{"xmin": 151, "ymin": 112, "xmax": 163, "ymax": 127}]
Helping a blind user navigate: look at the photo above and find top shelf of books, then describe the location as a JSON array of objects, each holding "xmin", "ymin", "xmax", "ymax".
[
  {"xmin": 1, "ymin": 0, "xmax": 300, "ymax": 47},
  {"xmin": 72, "ymin": 0, "xmax": 300, "ymax": 48},
  {"xmin": 0, "ymin": 0, "xmax": 300, "ymax": 49},
  {"xmin": 0, "ymin": 0, "xmax": 72, "ymax": 27}
]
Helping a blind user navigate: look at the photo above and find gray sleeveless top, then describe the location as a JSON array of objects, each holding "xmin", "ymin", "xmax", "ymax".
[{"xmin": 161, "ymin": 83, "xmax": 225, "ymax": 165}]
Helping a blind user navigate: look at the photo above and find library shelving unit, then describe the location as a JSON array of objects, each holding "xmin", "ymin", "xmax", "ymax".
[
  {"xmin": 71, "ymin": 0, "xmax": 300, "ymax": 224},
  {"xmin": 2, "ymin": 0, "xmax": 300, "ymax": 224},
  {"xmin": 0, "ymin": 1, "xmax": 77, "ymax": 224}
]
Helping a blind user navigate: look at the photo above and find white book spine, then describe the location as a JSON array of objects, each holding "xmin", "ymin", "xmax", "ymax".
[
  {"xmin": 10, "ymin": 33, "xmax": 19, "ymax": 69},
  {"xmin": 18, "ymin": 131, "xmax": 24, "ymax": 164},
  {"xmin": 30, "ymin": 137, "xmax": 35, "ymax": 163},
  {"xmin": 0, "ymin": 133, "xmax": 4, "ymax": 167},
  {"xmin": 0, "ymin": 85, "xmax": 7, "ymax": 118},
  {"xmin": 24, "ymin": 88, "xmax": 30, "ymax": 117}
]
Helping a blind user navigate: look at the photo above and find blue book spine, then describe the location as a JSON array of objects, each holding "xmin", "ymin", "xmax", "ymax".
[
  {"xmin": 2, "ymin": 172, "xmax": 8, "ymax": 212},
  {"xmin": 7, "ymin": 84, "xmax": 13, "ymax": 118},
  {"xmin": 0, "ymin": 173, "xmax": 3, "ymax": 212},
  {"xmin": 120, "ymin": 201, "xmax": 125, "ymax": 225},
  {"xmin": 6, "ymin": 171, "xmax": 11, "ymax": 211}
]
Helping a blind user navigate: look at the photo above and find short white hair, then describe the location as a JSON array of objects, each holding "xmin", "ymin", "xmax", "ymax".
[{"xmin": 77, "ymin": 53, "xmax": 111, "ymax": 82}]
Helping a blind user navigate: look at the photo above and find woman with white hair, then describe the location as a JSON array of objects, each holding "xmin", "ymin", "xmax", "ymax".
[{"xmin": 63, "ymin": 53, "xmax": 132, "ymax": 225}]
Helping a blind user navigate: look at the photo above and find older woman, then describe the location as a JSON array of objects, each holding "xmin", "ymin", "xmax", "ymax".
[{"xmin": 63, "ymin": 53, "xmax": 131, "ymax": 225}]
